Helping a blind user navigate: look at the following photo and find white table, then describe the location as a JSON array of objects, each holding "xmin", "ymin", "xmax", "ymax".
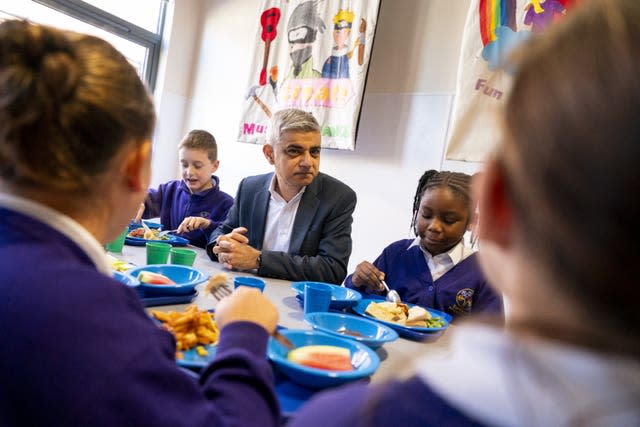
[{"xmin": 112, "ymin": 244, "xmax": 453, "ymax": 383}]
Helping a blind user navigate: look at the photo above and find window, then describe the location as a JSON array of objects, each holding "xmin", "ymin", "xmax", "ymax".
[{"xmin": 0, "ymin": 0, "xmax": 168, "ymax": 91}]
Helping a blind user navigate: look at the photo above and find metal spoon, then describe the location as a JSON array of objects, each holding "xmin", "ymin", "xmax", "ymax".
[{"xmin": 380, "ymin": 280, "xmax": 401, "ymax": 303}]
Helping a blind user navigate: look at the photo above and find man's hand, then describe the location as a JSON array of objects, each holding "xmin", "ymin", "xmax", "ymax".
[
  {"xmin": 177, "ymin": 216, "xmax": 211, "ymax": 234},
  {"xmin": 351, "ymin": 261, "xmax": 385, "ymax": 293},
  {"xmin": 213, "ymin": 227, "xmax": 260, "ymax": 270}
]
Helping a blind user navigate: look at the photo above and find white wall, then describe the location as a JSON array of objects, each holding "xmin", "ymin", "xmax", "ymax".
[{"xmin": 154, "ymin": 0, "xmax": 479, "ymax": 273}]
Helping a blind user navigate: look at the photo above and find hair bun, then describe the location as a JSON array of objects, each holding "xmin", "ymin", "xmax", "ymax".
[
  {"xmin": 39, "ymin": 50, "xmax": 79, "ymax": 104},
  {"xmin": 0, "ymin": 21, "xmax": 80, "ymax": 105},
  {"xmin": 36, "ymin": 26, "xmax": 80, "ymax": 104}
]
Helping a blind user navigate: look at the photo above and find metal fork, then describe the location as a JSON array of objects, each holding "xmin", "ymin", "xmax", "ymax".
[
  {"xmin": 157, "ymin": 229, "xmax": 178, "ymax": 238},
  {"xmin": 205, "ymin": 274, "xmax": 232, "ymax": 300}
]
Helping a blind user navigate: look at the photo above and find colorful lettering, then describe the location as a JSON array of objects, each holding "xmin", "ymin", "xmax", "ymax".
[{"xmin": 475, "ymin": 78, "xmax": 503, "ymax": 100}]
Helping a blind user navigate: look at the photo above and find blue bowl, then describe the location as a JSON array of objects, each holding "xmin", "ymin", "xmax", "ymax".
[
  {"xmin": 233, "ymin": 276, "xmax": 266, "ymax": 292},
  {"xmin": 112, "ymin": 271, "xmax": 139, "ymax": 288},
  {"xmin": 304, "ymin": 312, "xmax": 398, "ymax": 349},
  {"xmin": 128, "ymin": 264, "xmax": 208, "ymax": 296},
  {"xmin": 291, "ymin": 282, "xmax": 362, "ymax": 310},
  {"xmin": 267, "ymin": 329, "xmax": 379, "ymax": 389}
]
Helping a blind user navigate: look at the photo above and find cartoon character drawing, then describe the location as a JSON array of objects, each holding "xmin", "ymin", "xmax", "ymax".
[
  {"xmin": 321, "ymin": 9, "xmax": 357, "ymax": 79},
  {"xmin": 287, "ymin": 1, "xmax": 325, "ymax": 79},
  {"xmin": 524, "ymin": 0, "xmax": 565, "ymax": 33}
]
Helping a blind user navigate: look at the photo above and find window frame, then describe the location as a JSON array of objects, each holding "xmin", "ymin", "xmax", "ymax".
[{"xmin": 32, "ymin": 0, "xmax": 167, "ymax": 91}]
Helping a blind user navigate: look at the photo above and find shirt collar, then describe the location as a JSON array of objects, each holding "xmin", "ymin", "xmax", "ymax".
[
  {"xmin": 268, "ymin": 173, "xmax": 306, "ymax": 203},
  {"xmin": 0, "ymin": 192, "xmax": 112, "ymax": 275},
  {"xmin": 408, "ymin": 237, "xmax": 473, "ymax": 265}
]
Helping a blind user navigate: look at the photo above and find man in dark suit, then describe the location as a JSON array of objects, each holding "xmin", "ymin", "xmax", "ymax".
[{"xmin": 207, "ymin": 109, "xmax": 356, "ymax": 284}]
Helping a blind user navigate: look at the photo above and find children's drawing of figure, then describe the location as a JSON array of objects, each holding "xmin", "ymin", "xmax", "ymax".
[
  {"xmin": 524, "ymin": 0, "xmax": 565, "ymax": 33},
  {"xmin": 287, "ymin": 1, "xmax": 325, "ymax": 79},
  {"xmin": 321, "ymin": 9, "xmax": 357, "ymax": 79}
]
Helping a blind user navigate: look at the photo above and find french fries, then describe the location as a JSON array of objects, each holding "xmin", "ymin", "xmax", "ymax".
[{"xmin": 150, "ymin": 305, "xmax": 219, "ymax": 358}]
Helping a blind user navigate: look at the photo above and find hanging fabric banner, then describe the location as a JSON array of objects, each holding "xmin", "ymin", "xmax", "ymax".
[
  {"xmin": 445, "ymin": 0, "xmax": 578, "ymax": 162},
  {"xmin": 237, "ymin": 0, "xmax": 380, "ymax": 150}
]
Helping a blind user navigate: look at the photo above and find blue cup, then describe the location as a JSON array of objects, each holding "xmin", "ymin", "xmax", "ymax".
[
  {"xmin": 233, "ymin": 276, "xmax": 266, "ymax": 293},
  {"xmin": 303, "ymin": 283, "xmax": 332, "ymax": 314}
]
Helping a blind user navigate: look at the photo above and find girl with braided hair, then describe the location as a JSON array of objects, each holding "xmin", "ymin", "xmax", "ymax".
[{"xmin": 345, "ymin": 170, "xmax": 503, "ymax": 320}]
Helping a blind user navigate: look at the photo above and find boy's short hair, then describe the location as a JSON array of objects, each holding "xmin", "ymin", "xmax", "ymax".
[{"xmin": 179, "ymin": 130, "xmax": 218, "ymax": 162}]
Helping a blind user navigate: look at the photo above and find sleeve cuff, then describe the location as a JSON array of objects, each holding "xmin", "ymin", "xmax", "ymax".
[{"xmin": 216, "ymin": 321, "xmax": 270, "ymax": 357}]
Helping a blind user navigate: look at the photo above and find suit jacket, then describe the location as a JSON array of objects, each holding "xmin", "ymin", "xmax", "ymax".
[{"xmin": 207, "ymin": 172, "xmax": 357, "ymax": 284}]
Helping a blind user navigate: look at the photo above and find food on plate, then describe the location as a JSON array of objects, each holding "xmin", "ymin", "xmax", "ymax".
[
  {"xmin": 365, "ymin": 301, "xmax": 406, "ymax": 323},
  {"xmin": 195, "ymin": 346, "xmax": 209, "ymax": 357},
  {"xmin": 150, "ymin": 305, "xmax": 219, "ymax": 359},
  {"xmin": 365, "ymin": 301, "xmax": 446, "ymax": 328},
  {"xmin": 127, "ymin": 227, "xmax": 169, "ymax": 240},
  {"xmin": 107, "ymin": 254, "xmax": 134, "ymax": 272},
  {"xmin": 138, "ymin": 271, "xmax": 175, "ymax": 285},
  {"xmin": 287, "ymin": 345, "xmax": 353, "ymax": 371}
]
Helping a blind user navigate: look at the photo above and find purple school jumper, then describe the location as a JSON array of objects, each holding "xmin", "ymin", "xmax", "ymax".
[
  {"xmin": 287, "ymin": 377, "xmax": 486, "ymax": 427},
  {"xmin": 143, "ymin": 175, "xmax": 233, "ymax": 248},
  {"xmin": 344, "ymin": 239, "xmax": 503, "ymax": 320},
  {"xmin": 0, "ymin": 208, "xmax": 279, "ymax": 426}
]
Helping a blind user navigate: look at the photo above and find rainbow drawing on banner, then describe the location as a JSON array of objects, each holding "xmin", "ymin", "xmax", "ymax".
[{"xmin": 479, "ymin": 0, "xmax": 517, "ymax": 46}]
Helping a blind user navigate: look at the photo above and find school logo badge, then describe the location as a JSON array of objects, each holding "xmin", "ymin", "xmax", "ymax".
[{"xmin": 455, "ymin": 288, "xmax": 474, "ymax": 312}]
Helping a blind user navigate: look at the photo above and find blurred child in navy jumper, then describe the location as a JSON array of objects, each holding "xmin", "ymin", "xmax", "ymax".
[
  {"xmin": 138, "ymin": 130, "xmax": 233, "ymax": 248},
  {"xmin": 344, "ymin": 170, "xmax": 503, "ymax": 320}
]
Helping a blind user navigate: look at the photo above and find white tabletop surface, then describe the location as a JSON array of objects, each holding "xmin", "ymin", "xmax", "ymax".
[{"xmin": 111, "ymin": 243, "xmax": 454, "ymax": 384}]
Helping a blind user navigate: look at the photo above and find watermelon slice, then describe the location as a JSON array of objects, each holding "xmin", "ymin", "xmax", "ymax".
[
  {"xmin": 287, "ymin": 345, "xmax": 353, "ymax": 371},
  {"xmin": 138, "ymin": 271, "xmax": 175, "ymax": 285}
]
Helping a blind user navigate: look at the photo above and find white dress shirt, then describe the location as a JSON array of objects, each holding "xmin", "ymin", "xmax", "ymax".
[
  {"xmin": 409, "ymin": 237, "xmax": 475, "ymax": 281},
  {"xmin": 0, "ymin": 192, "xmax": 112, "ymax": 275},
  {"xmin": 261, "ymin": 175, "xmax": 306, "ymax": 252}
]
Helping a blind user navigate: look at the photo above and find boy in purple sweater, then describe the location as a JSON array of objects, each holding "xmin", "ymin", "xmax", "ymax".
[
  {"xmin": 137, "ymin": 130, "xmax": 233, "ymax": 247},
  {"xmin": 345, "ymin": 170, "xmax": 503, "ymax": 320}
]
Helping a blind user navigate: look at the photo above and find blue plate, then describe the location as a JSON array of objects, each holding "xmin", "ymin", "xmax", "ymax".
[
  {"xmin": 125, "ymin": 234, "xmax": 189, "ymax": 247},
  {"xmin": 128, "ymin": 264, "xmax": 208, "ymax": 295},
  {"xmin": 176, "ymin": 344, "xmax": 217, "ymax": 369},
  {"xmin": 112, "ymin": 271, "xmax": 139, "ymax": 288},
  {"xmin": 126, "ymin": 222, "xmax": 188, "ymax": 246},
  {"xmin": 151, "ymin": 315, "xmax": 217, "ymax": 369},
  {"xmin": 129, "ymin": 220, "xmax": 162, "ymax": 229},
  {"xmin": 304, "ymin": 312, "xmax": 398, "ymax": 349},
  {"xmin": 351, "ymin": 299, "xmax": 452, "ymax": 334},
  {"xmin": 136, "ymin": 288, "xmax": 196, "ymax": 307},
  {"xmin": 267, "ymin": 329, "xmax": 379, "ymax": 390},
  {"xmin": 291, "ymin": 282, "xmax": 362, "ymax": 310},
  {"xmin": 274, "ymin": 370, "xmax": 317, "ymax": 417}
]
